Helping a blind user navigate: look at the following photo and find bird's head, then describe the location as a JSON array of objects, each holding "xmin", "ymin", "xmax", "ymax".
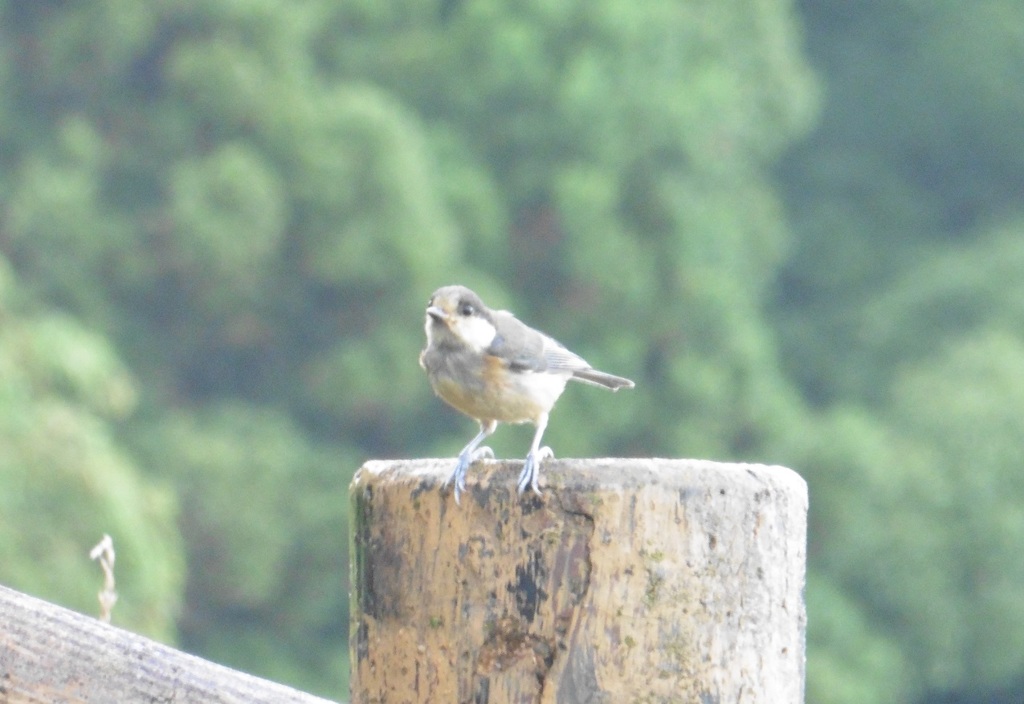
[{"xmin": 424, "ymin": 285, "xmax": 498, "ymax": 351}]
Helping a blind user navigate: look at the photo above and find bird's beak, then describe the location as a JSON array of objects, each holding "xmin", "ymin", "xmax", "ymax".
[{"xmin": 425, "ymin": 305, "xmax": 447, "ymax": 323}]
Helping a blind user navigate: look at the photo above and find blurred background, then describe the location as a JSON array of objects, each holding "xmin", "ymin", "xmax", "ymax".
[{"xmin": 1, "ymin": 1, "xmax": 1022, "ymax": 702}]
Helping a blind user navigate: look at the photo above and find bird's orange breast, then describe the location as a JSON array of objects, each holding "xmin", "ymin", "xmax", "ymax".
[{"xmin": 430, "ymin": 354, "xmax": 562, "ymax": 424}]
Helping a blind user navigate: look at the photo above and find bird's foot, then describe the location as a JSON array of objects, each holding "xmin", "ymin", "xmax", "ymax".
[
  {"xmin": 517, "ymin": 446, "xmax": 554, "ymax": 496},
  {"xmin": 445, "ymin": 446, "xmax": 494, "ymax": 505}
]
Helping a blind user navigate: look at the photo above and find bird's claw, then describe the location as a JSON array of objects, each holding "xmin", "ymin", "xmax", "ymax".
[
  {"xmin": 517, "ymin": 446, "xmax": 554, "ymax": 496},
  {"xmin": 445, "ymin": 446, "xmax": 494, "ymax": 504}
]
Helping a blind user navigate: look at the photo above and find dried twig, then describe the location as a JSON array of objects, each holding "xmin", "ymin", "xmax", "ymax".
[{"xmin": 89, "ymin": 534, "xmax": 118, "ymax": 623}]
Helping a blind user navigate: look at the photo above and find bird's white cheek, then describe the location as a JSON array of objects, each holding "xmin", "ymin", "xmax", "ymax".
[{"xmin": 455, "ymin": 317, "xmax": 497, "ymax": 350}]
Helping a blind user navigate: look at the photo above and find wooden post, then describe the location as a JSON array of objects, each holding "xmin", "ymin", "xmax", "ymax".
[
  {"xmin": 0, "ymin": 584, "xmax": 337, "ymax": 704},
  {"xmin": 349, "ymin": 458, "xmax": 807, "ymax": 704}
]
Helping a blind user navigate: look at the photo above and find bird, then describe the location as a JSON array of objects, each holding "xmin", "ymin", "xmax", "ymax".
[{"xmin": 419, "ymin": 284, "xmax": 634, "ymax": 504}]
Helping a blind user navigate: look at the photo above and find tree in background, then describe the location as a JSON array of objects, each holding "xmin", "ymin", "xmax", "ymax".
[
  {"xmin": 2, "ymin": 0, "xmax": 443, "ymax": 692},
  {"xmin": 779, "ymin": 1, "xmax": 1024, "ymax": 702},
  {"xmin": 0, "ymin": 257, "xmax": 183, "ymax": 640}
]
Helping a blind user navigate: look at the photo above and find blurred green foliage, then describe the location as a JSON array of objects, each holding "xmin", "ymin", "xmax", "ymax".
[{"xmin": 0, "ymin": 1, "xmax": 1021, "ymax": 702}]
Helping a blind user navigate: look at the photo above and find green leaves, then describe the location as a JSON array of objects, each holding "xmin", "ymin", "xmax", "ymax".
[
  {"xmin": 780, "ymin": 3, "xmax": 1024, "ymax": 701},
  {"xmin": 0, "ymin": 269, "xmax": 183, "ymax": 641},
  {"xmin": 129, "ymin": 403, "xmax": 352, "ymax": 695},
  {"xmin": 888, "ymin": 331, "xmax": 1024, "ymax": 690}
]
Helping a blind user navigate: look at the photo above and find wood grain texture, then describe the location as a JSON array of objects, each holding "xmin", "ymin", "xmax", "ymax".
[
  {"xmin": 350, "ymin": 458, "xmax": 807, "ymax": 704},
  {"xmin": 0, "ymin": 584, "xmax": 337, "ymax": 704}
]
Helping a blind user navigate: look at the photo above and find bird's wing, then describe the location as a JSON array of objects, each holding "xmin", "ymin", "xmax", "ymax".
[{"xmin": 487, "ymin": 311, "xmax": 590, "ymax": 374}]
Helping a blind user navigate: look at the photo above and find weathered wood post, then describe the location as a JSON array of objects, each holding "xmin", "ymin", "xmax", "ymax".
[{"xmin": 350, "ymin": 458, "xmax": 807, "ymax": 703}]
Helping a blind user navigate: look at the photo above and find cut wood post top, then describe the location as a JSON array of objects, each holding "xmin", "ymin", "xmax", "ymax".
[{"xmin": 354, "ymin": 456, "xmax": 806, "ymax": 499}]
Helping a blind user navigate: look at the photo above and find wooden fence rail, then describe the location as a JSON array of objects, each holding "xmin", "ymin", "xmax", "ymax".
[{"xmin": 0, "ymin": 583, "xmax": 338, "ymax": 704}]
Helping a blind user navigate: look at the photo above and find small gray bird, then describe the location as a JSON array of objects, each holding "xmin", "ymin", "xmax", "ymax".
[{"xmin": 419, "ymin": 285, "xmax": 634, "ymax": 504}]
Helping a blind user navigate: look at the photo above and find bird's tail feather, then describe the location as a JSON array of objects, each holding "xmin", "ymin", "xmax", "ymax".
[{"xmin": 571, "ymin": 368, "xmax": 635, "ymax": 391}]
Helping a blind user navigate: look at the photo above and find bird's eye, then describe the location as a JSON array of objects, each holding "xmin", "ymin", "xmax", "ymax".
[{"xmin": 459, "ymin": 302, "xmax": 475, "ymax": 316}]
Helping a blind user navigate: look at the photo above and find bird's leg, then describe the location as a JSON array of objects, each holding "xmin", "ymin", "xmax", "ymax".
[
  {"xmin": 517, "ymin": 412, "xmax": 553, "ymax": 496},
  {"xmin": 445, "ymin": 419, "xmax": 497, "ymax": 504}
]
